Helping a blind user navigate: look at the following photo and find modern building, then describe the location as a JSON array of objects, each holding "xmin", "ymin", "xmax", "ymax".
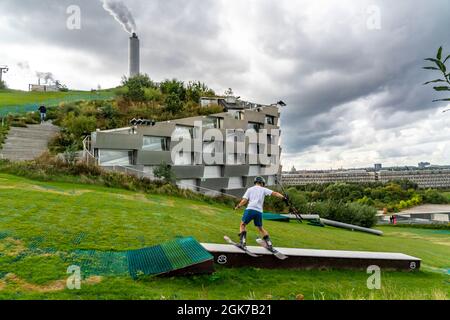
[
  {"xmin": 282, "ymin": 168, "xmax": 450, "ymax": 189},
  {"xmin": 283, "ymin": 170, "xmax": 376, "ymax": 186},
  {"xmin": 87, "ymin": 97, "xmax": 283, "ymax": 198},
  {"xmin": 378, "ymin": 169, "xmax": 450, "ymax": 189}
]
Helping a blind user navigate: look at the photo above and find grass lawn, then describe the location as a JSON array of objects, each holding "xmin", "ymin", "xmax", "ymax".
[
  {"xmin": 0, "ymin": 173, "xmax": 448, "ymax": 300},
  {"xmin": 0, "ymin": 89, "xmax": 114, "ymax": 112}
]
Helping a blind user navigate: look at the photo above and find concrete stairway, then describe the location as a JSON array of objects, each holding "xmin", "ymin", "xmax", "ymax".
[{"xmin": 0, "ymin": 122, "xmax": 60, "ymax": 161}]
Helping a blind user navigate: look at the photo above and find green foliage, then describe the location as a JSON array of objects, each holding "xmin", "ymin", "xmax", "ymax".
[
  {"xmin": 62, "ymin": 112, "xmax": 97, "ymax": 138},
  {"xmin": 153, "ymin": 162, "xmax": 176, "ymax": 184},
  {"xmin": 421, "ymin": 189, "xmax": 449, "ymax": 204},
  {"xmin": 121, "ymin": 74, "xmax": 157, "ymax": 102},
  {"xmin": 298, "ymin": 201, "xmax": 377, "ymax": 228},
  {"xmin": 160, "ymin": 79, "xmax": 186, "ymax": 101},
  {"xmin": 423, "ymin": 46, "xmax": 450, "ymax": 102},
  {"xmin": 186, "ymin": 81, "xmax": 215, "ymax": 102},
  {"xmin": 283, "ymin": 180, "xmax": 448, "ymax": 216},
  {"xmin": 0, "ymin": 80, "xmax": 7, "ymax": 90},
  {"xmin": 164, "ymin": 93, "xmax": 183, "ymax": 114}
]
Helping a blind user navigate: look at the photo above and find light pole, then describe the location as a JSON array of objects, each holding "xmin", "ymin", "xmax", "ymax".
[{"xmin": 0, "ymin": 65, "xmax": 9, "ymax": 83}]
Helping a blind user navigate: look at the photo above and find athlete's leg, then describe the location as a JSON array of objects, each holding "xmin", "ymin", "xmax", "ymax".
[{"xmin": 257, "ymin": 226, "xmax": 269, "ymax": 238}]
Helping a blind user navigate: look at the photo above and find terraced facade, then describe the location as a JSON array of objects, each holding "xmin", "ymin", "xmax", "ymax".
[{"xmin": 90, "ymin": 97, "xmax": 283, "ymax": 197}]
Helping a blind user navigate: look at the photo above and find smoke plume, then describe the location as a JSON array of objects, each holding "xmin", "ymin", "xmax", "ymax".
[
  {"xmin": 100, "ymin": 0, "xmax": 137, "ymax": 34},
  {"xmin": 36, "ymin": 72, "xmax": 54, "ymax": 84}
]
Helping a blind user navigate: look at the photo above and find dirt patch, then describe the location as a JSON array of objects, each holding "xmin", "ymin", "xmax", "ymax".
[
  {"xmin": 0, "ymin": 237, "xmax": 26, "ymax": 257},
  {"xmin": 390, "ymin": 232, "xmax": 450, "ymax": 247},
  {"xmin": 30, "ymin": 185, "xmax": 92, "ymax": 196},
  {"xmin": 189, "ymin": 204, "xmax": 217, "ymax": 216},
  {"xmin": 1, "ymin": 273, "xmax": 103, "ymax": 292}
]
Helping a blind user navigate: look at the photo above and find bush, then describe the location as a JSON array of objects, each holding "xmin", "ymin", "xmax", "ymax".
[
  {"xmin": 62, "ymin": 112, "xmax": 97, "ymax": 138},
  {"xmin": 302, "ymin": 201, "xmax": 377, "ymax": 228},
  {"xmin": 421, "ymin": 189, "xmax": 448, "ymax": 204},
  {"xmin": 164, "ymin": 93, "xmax": 184, "ymax": 114},
  {"xmin": 121, "ymin": 74, "xmax": 157, "ymax": 102},
  {"xmin": 153, "ymin": 162, "xmax": 176, "ymax": 184},
  {"xmin": 160, "ymin": 79, "xmax": 186, "ymax": 101}
]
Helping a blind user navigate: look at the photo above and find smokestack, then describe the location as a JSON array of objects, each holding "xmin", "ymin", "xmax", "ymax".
[{"xmin": 129, "ymin": 33, "xmax": 140, "ymax": 78}]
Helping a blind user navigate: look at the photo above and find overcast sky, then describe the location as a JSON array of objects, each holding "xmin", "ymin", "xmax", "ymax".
[{"xmin": 1, "ymin": 0, "xmax": 449, "ymax": 169}]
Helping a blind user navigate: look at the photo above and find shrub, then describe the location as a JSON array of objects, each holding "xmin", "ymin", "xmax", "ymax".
[
  {"xmin": 305, "ymin": 201, "xmax": 377, "ymax": 228},
  {"xmin": 153, "ymin": 162, "xmax": 176, "ymax": 184},
  {"xmin": 421, "ymin": 189, "xmax": 448, "ymax": 204},
  {"xmin": 164, "ymin": 93, "xmax": 184, "ymax": 114},
  {"xmin": 62, "ymin": 112, "xmax": 97, "ymax": 138},
  {"xmin": 121, "ymin": 74, "xmax": 156, "ymax": 102}
]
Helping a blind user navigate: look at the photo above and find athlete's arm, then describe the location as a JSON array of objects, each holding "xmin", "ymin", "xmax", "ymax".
[
  {"xmin": 271, "ymin": 191, "xmax": 286, "ymax": 200},
  {"xmin": 235, "ymin": 198, "xmax": 248, "ymax": 210}
]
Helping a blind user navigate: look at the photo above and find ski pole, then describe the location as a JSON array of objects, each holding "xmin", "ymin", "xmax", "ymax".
[{"xmin": 276, "ymin": 176, "xmax": 303, "ymax": 223}]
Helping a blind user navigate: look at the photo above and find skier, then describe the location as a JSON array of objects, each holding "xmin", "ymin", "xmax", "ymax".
[{"xmin": 234, "ymin": 176, "xmax": 287, "ymax": 249}]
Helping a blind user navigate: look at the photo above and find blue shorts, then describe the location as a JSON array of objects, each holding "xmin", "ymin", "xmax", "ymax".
[{"xmin": 242, "ymin": 209, "xmax": 263, "ymax": 227}]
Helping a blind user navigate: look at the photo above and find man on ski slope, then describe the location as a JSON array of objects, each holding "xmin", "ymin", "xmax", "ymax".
[{"xmin": 234, "ymin": 176, "xmax": 287, "ymax": 249}]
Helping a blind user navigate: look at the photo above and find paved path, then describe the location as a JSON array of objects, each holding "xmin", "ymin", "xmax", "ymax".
[{"xmin": 0, "ymin": 122, "xmax": 60, "ymax": 161}]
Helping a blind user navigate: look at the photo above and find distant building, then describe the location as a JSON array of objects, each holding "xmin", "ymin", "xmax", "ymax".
[
  {"xmin": 374, "ymin": 163, "xmax": 382, "ymax": 171},
  {"xmin": 29, "ymin": 84, "xmax": 59, "ymax": 92},
  {"xmin": 283, "ymin": 170, "xmax": 375, "ymax": 185},
  {"xmin": 282, "ymin": 168, "xmax": 450, "ymax": 189}
]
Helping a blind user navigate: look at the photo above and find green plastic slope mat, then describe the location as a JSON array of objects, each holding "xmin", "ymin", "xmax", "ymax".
[
  {"xmin": 263, "ymin": 213, "xmax": 290, "ymax": 222},
  {"xmin": 127, "ymin": 237, "xmax": 213, "ymax": 279}
]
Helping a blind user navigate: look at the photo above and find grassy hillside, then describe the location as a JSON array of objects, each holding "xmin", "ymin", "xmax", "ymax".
[
  {"xmin": 0, "ymin": 89, "xmax": 114, "ymax": 115},
  {"xmin": 0, "ymin": 173, "xmax": 448, "ymax": 300}
]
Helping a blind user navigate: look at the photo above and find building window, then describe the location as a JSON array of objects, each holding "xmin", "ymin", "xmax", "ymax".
[
  {"xmin": 98, "ymin": 150, "xmax": 133, "ymax": 166},
  {"xmin": 265, "ymin": 115, "xmax": 275, "ymax": 125},
  {"xmin": 247, "ymin": 122, "xmax": 261, "ymax": 133},
  {"xmin": 228, "ymin": 110, "xmax": 244, "ymax": 120},
  {"xmin": 203, "ymin": 117, "xmax": 222, "ymax": 129},
  {"xmin": 173, "ymin": 126, "xmax": 194, "ymax": 139},
  {"xmin": 143, "ymin": 136, "xmax": 170, "ymax": 151}
]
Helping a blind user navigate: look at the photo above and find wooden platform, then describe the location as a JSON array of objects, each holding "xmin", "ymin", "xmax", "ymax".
[{"xmin": 201, "ymin": 243, "xmax": 420, "ymax": 271}]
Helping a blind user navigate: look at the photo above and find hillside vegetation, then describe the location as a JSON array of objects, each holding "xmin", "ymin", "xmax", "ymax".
[{"xmin": 0, "ymin": 173, "xmax": 448, "ymax": 300}]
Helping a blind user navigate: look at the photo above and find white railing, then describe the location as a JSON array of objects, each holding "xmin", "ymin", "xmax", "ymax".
[{"xmin": 82, "ymin": 136, "xmax": 97, "ymax": 165}]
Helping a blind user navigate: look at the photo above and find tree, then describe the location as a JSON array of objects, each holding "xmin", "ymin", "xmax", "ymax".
[
  {"xmin": 160, "ymin": 79, "xmax": 186, "ymax": 101},
  {"xmin": 423, "ymin": 46, "xmax": 450, "ymax": 103},
  {"xmin": 0, "ymin": 80, "xmax": 7, "ymax": 90},
  {"xmin": 165, "ymin": 93, "xmax": 183, "ymax": 114},
  {"xmin": 186, "ymin": 81, "xmax": 215, "ymax": 102},
  {"xmin": 153, "ymin": 162, "xmax": 176, "ymax": 184},
  {"xmin": 121, "ymin": 74, "xmax": 156, "ymax": 102}
]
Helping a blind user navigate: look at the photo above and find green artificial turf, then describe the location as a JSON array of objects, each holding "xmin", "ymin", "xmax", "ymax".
[{"xmin": 0, "ymin": 173, "xmax": 448, "ymax": 300}]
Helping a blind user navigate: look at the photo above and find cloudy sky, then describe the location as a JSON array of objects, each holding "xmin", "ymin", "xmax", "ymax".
[{"xmin": 1, "ymin": 0, "xmax": 449, "ymax": 169}]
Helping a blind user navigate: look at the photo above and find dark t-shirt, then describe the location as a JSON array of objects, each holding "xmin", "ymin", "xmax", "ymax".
[{"xmin": 38, "ymin": 106, "xmax": 47, "ymax": 113}]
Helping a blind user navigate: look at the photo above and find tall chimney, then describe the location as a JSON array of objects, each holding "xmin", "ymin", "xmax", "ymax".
[{"xmin": 129, "ymin": 33, "xmax": 140, "ymax": 78}]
